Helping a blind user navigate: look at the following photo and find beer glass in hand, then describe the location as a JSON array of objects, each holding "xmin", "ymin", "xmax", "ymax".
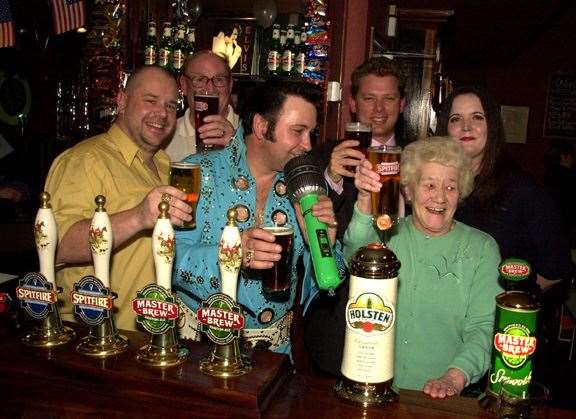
[
  {"xmin": 169, "ymin": 162, "xmax": 201, "ymax": 229},
  {"xmin": 368, "ymin": 145, "xmax": 401, "ymax": 234},
  {"xmin": 193, "ymin": 92, "xmax": 220, "ymax": 152},
  {"xmin": 344, "ymin": 122, "xmax": 372, "ymax": 157},
  {"xmin": 261, "ymin": 224, "xmax": 294, "ymax": 301}
]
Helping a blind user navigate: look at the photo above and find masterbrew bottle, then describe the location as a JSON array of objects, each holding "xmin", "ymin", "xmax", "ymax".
[
  {"xmin": 172, "ymin": 24, "xmax": 187, "ymax": 75},
  {"xmin": 281, "ymin": 24, "xmax": 295, "ymax": 76},
  {"xmin": 158, "ymin": 22, "xmax": 173, "ymax": 70},
  {"xmin": 335, "ymin": 243, "xmax": 400, "ymax": 406},
  {"xmin": 144, "ymin": 21, "xmax": 157, "ymax": 65},
  {"xmin": 267, "ymin": 24, "xmax": 281, "ymax": 76},
  {"xmin": 479, "ymin": 258, "xmax": 540, "ymax": 411}
]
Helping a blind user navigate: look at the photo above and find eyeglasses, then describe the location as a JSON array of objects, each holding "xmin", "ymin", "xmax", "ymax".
[{"xmin": 182, "ymin": 73, "xmax": 230, "ymax": 89}]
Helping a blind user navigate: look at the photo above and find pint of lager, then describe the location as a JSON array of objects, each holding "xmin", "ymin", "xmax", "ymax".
[
  {"xmin": 169, "ymin": 162, "xmax": 201, "ymax": 229},
  {"xmin": 335, "ymin": 243, "xmax": 400, "ymax": 406},
  {"xmin": 368, "ymin": 145, "xmax": 401, "ymax": 231}
]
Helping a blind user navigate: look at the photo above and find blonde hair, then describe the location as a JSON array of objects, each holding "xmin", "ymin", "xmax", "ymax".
[{"xmin": 401, "ymin": 136, "xmax": 474, "ymax": 200}]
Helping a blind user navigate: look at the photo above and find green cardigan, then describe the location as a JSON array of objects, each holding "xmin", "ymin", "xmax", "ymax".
[{"xmin": 343, "ymin": 205, "xmax": 502, "ymax": 391}]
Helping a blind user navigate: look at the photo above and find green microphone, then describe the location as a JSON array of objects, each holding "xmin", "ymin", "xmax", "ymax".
[{"xmin": 284, "ymin": 154, "xmax": 341, "ymax": 293}]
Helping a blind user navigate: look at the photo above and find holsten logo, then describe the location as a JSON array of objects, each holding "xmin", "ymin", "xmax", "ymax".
[
  {"xmin": 494, "ymin": 324, "xmax": 537, "ymax": 368},
  {"xmin": 499, "ymin": 258, "xmax": 530, "ymax": 282},
  {"xmin": 376, "ymin": 161, "xmax": 399, "ymax": 176},
  {"xmin": 197, "ymin": 293, "xmax": 245, "ymax": 345},
  {"xmin": 133, "ymin": 284, "xmax": 180, "ymax": 334},
  {"xmin": 346, "ymin": 292, "xmax": 394, "ymax": 335}
]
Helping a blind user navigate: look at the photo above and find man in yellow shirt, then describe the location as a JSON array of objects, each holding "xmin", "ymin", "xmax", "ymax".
[{"xmin": 45, "ymin": 66, "xmax": 192, "ymax": 331}]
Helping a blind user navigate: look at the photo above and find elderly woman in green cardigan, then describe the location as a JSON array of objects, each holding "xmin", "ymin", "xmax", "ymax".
[{"xmin": 344, "ymin": 136, "xmax": 502, "ymax": 398}]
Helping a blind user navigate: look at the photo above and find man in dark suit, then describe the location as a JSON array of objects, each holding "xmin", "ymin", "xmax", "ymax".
[
  {"xmin": 305, "ymin": 57, "xmax": 408, "ymax": 376},
  {"xmin": 311, "ymin": 57, "xmax": 407, "ymax": 241}
]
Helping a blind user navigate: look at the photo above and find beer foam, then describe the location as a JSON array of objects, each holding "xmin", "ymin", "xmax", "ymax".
[{"xmin": 171, "ymin": 162, "xmax": 201, "ymax": 169}]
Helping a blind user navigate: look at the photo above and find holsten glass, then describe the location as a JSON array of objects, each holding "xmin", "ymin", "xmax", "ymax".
[
  {"xmin": 193, "ymin": 92, "xmax": 220, "ymax": 152},
  {"xmin": 169, "ymin": 162, "xmax": 201, "ymax": 229},
  {"xmin": 368, "ymin": 145, "xmax": 401, "ymax": 231},
  {"xmin": 260, "ymin": 225, "xmax": 294, "ymax": 297},
  {"xmin": 344, "ymin": 121, "xmax": 372, "ymax": 157}
]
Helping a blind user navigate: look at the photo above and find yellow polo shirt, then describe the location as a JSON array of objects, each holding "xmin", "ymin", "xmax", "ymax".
[{"xmin": 45, "ymin": 124, "xmax": 170, "ymax": 331}]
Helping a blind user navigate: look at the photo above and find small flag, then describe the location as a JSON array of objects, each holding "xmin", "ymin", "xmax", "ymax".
[
  {"xmin": 0, "ymin": 0, "xmax": 15, "ymax": 48},
  {"xmin": 51, "ymin": 0, "xmax": 85, "ymax": 35}
]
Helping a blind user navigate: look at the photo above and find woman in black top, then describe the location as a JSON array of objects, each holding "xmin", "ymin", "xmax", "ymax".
[{"xmin": 436, "ymin": 85, "xmax": 573, "ymax": 290}]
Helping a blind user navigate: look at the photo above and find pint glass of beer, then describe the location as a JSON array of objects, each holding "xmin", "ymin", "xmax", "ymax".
[
  {"xmin": 169, "ymin": 162, "xmax": 201, "ymax": 229},
  {"xmin": 344, "ymin": 122, "xmax": 372, "ymax": 157},
  {"xmin": 261, "ymin": 224, "xmax": 294, "ymax": 300},
  {"xmin": 193, "ymin": 92, "xmax": 220, "ymax": 152},
  {"xmin": 368, "ymin": 145, "xmax": 401, "ymax": 231}
]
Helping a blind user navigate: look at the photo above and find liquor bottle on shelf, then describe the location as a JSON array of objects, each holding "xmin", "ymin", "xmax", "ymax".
[
  {"xmin": 158, "ymin": 22, "xmax": 173, "ymax": 70},
  {"xmin": 267, "ymin": 24, "xmax": 281, "ymax": 77},
  {"xmin": 186, "ymin": 27, "xmax": 196, "ymax": 57},
  {"xmin": 281, "ymin": 24, "xmax": 295, "ymax": 76},
  {"xmin": 172, "ymin": 24, "xmax": 186, "ymax": 75},
  {"xmin": 292, "ymin": 29, "xmax": 304, "ymax": 77},
  {"xmin": 144, "ymin": 21, "xmax": 157, "ymax": 65}
]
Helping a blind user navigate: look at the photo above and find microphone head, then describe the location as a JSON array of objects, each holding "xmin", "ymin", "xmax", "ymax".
[{"xmin": 284, "ymin": 153, "xmax": 327, "ymax": 203}]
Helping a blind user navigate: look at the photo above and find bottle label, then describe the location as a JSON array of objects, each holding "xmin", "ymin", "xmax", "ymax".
[
  {"xmin": 272, "ymin": 28, "xmax": 280, "ymax": 39},
  {"xmin": 341, "ymin": 274, "xmax": 397, "ymax": 383},
  {"xmin": 144, "ymin": 46, "xmax": 156, "ymax": 65},
  {"xmin": 173, "ymin": 50, "xmax": 184, "ymax": 69},
  {"xmin": 159, "ymin": 49, "xmax": 170, "ymax": 67},
  {"xmin": 281, "ymin": 50, "xmax": 293, "ymax": 72},
  {"xmin": 267, "ymin": 51, "xmax": 279, "ymax": 71},
  {"xmin": 295, "ymin": 52, "xmax": 305, "ymax": 74}
]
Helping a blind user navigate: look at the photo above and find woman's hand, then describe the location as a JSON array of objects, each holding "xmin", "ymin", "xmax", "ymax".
[
  {"xmin": 423, "ymin": 368, "xmax": 467, "ymax": 399},
  {"xmin": 354, "ymin": 159, "xmax": 381, "ymax": 214}
]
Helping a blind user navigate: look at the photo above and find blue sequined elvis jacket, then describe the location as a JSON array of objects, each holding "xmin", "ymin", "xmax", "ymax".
[{"xmin": 173, "ymin": 126, "xmax": 346, "ymax": 354}]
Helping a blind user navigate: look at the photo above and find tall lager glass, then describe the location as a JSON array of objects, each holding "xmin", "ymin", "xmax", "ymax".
[
  {"xmin": 344, "ymin": 122, "xmax": 372, "ymax": 157},
  {"xmin": 261, "ymin": 225, "xmax": 294, "ymax": 301},
  {"xmin": 368, "ymin": 145, "xmax": 401, "ymax": 231},
  {"xmin": 169, "ymin": 162, "xmax": 201, "ymax": 229}
]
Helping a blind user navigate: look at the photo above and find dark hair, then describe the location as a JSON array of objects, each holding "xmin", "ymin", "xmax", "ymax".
[
  {"xmin": 435, "ymin": 85, "xmax": 513, "ymax": 207},
  {"xmin": 351, "ymin": 57, "xmax": 406, "ymax": 98},
  {"xmin": 241, "ymin": 81, "xmax": 323, "ymax": 139}
]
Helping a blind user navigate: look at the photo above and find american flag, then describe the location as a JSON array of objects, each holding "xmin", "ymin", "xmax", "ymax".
[
  {"xmin": 51, "ymin": 0, "xmax": 85, "ymax": 35},
  {"xmin": 0, "ymin": 0, "xmax": 15, "ymax": 48}
]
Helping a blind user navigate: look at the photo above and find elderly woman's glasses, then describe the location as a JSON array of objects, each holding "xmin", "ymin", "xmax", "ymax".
[{"xmin": 182, "ymin": 73, "xmax": 229, "ymax": 89}]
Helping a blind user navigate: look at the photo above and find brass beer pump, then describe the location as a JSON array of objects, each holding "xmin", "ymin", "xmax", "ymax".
[
  {"xmin": 135, "ymin": 201, "xmax": 189, "ymax": 367},
  {"xmin": 76, "ymin": 195, "xmax": 128, "ymax": 356},
  {"xmin": 199, "ymin": 208, "xmax": 251, "ymax": 377},
  {"xmin": 21, "ymin": 192, "xmax": 75, "ymax": 346}
]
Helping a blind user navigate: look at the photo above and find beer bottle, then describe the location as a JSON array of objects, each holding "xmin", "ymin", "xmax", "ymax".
[
  {"xmin": 335, "ymin": 243, "xmax": 400, "ymax": 406},
  {"xmin": 290, "ymin": 29, "xmax": 302, "ymax": 77},
  {"xmin": 172, "ymin": 24, "xmax": 186, "ymax": 75},
  {"xmin": 186, "ymin": 27, "xmax": 196, "ymax": 57},
  {"xmin": 158, "ymin": 22, "xmax": 173, "ymax": 70},
  {"xmin": 295, "ymin": 27, "xmax": 307, "ymax": 76},
  {"xmin": 144, "ymin": 21, "xmax": 157, "ymax": 65},
  {"xmin": 479, "ymin": 258, "xmax": 540, "ymax": 411},
  {"xmin": 281, "ymin": 24, "xmax": 295, "ymax": 76},
  {"xmin": 280, "ymin": 28, "xmax": 287, "ymax": 48},
  {"xmin": 266, "ymin": 24, "xmax": 281, "ymax": 76}
]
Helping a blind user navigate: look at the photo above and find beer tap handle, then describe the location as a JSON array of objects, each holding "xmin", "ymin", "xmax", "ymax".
[
  {"xmin": 35, "ymin": 191, "xmax": 58, "ymax": 286},
  {"xmin": 218, "ymin": 208, "xmax": 242, "ymax": 302},
  {"xmin": 153, "ymin": 201, "xmax": 175, "ymax": 290},
  {"xmin": 90, "ymin": 195, "xmax": 113, "ymax": 288}
]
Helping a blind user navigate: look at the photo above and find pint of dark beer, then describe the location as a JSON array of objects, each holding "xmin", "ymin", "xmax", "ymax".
[
  {"xmin": 344, "ymin": 122, "xmax": 372, "ymax": 157},
  {"xmin": 169, "ymin": 162, "xmax": 201, "ymax": 229},
  {"xmin": 193, "ymin": 93, "xmax": 220, "ymax": 152},
  {"xmin": 368, "ymin": 146, "xmax": 401, "ymax": 231},
  {"xmin": 261, "ymin": 225, "xmax": 294, "ymax": 299}
]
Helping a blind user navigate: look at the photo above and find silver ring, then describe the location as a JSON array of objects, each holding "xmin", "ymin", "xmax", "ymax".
[{"xmin": 245, "ymin": 248, "xmax": 254, "ymax": 266}]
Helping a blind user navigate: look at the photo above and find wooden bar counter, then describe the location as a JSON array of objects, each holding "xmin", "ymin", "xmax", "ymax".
[{"xmin": 0, "ymin": 321, "xmax": 572, "ymax": 418}]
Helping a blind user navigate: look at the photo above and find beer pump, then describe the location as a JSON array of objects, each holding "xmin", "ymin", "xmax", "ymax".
[
  {"xmin": 335, "ymin": 243, "xmax": 400, "ymax": 407},
  {"xmin": 198, "ymin": 208, "xmax": 251, "ymax": 377},
  {"xmin": 133, "ymin": 201, "xmax": 189, "ymax": 367},
  {"xmin": 75, "ymin": 195, "xmax": 128, "ymax": 356},
  {"xmin": 18, "ymin": 192, "xmax": 75, "ymax": 346}
]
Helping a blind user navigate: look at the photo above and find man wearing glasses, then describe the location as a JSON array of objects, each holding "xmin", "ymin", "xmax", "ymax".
[{"xmin": 165, "ymin": 50, "xmax": 239, "ymax": 161}]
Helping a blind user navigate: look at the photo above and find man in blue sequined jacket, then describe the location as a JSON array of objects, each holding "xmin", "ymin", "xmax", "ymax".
[{"xmin": 173, "ymin": 81, "xmax": 345, "ymax": 354}]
